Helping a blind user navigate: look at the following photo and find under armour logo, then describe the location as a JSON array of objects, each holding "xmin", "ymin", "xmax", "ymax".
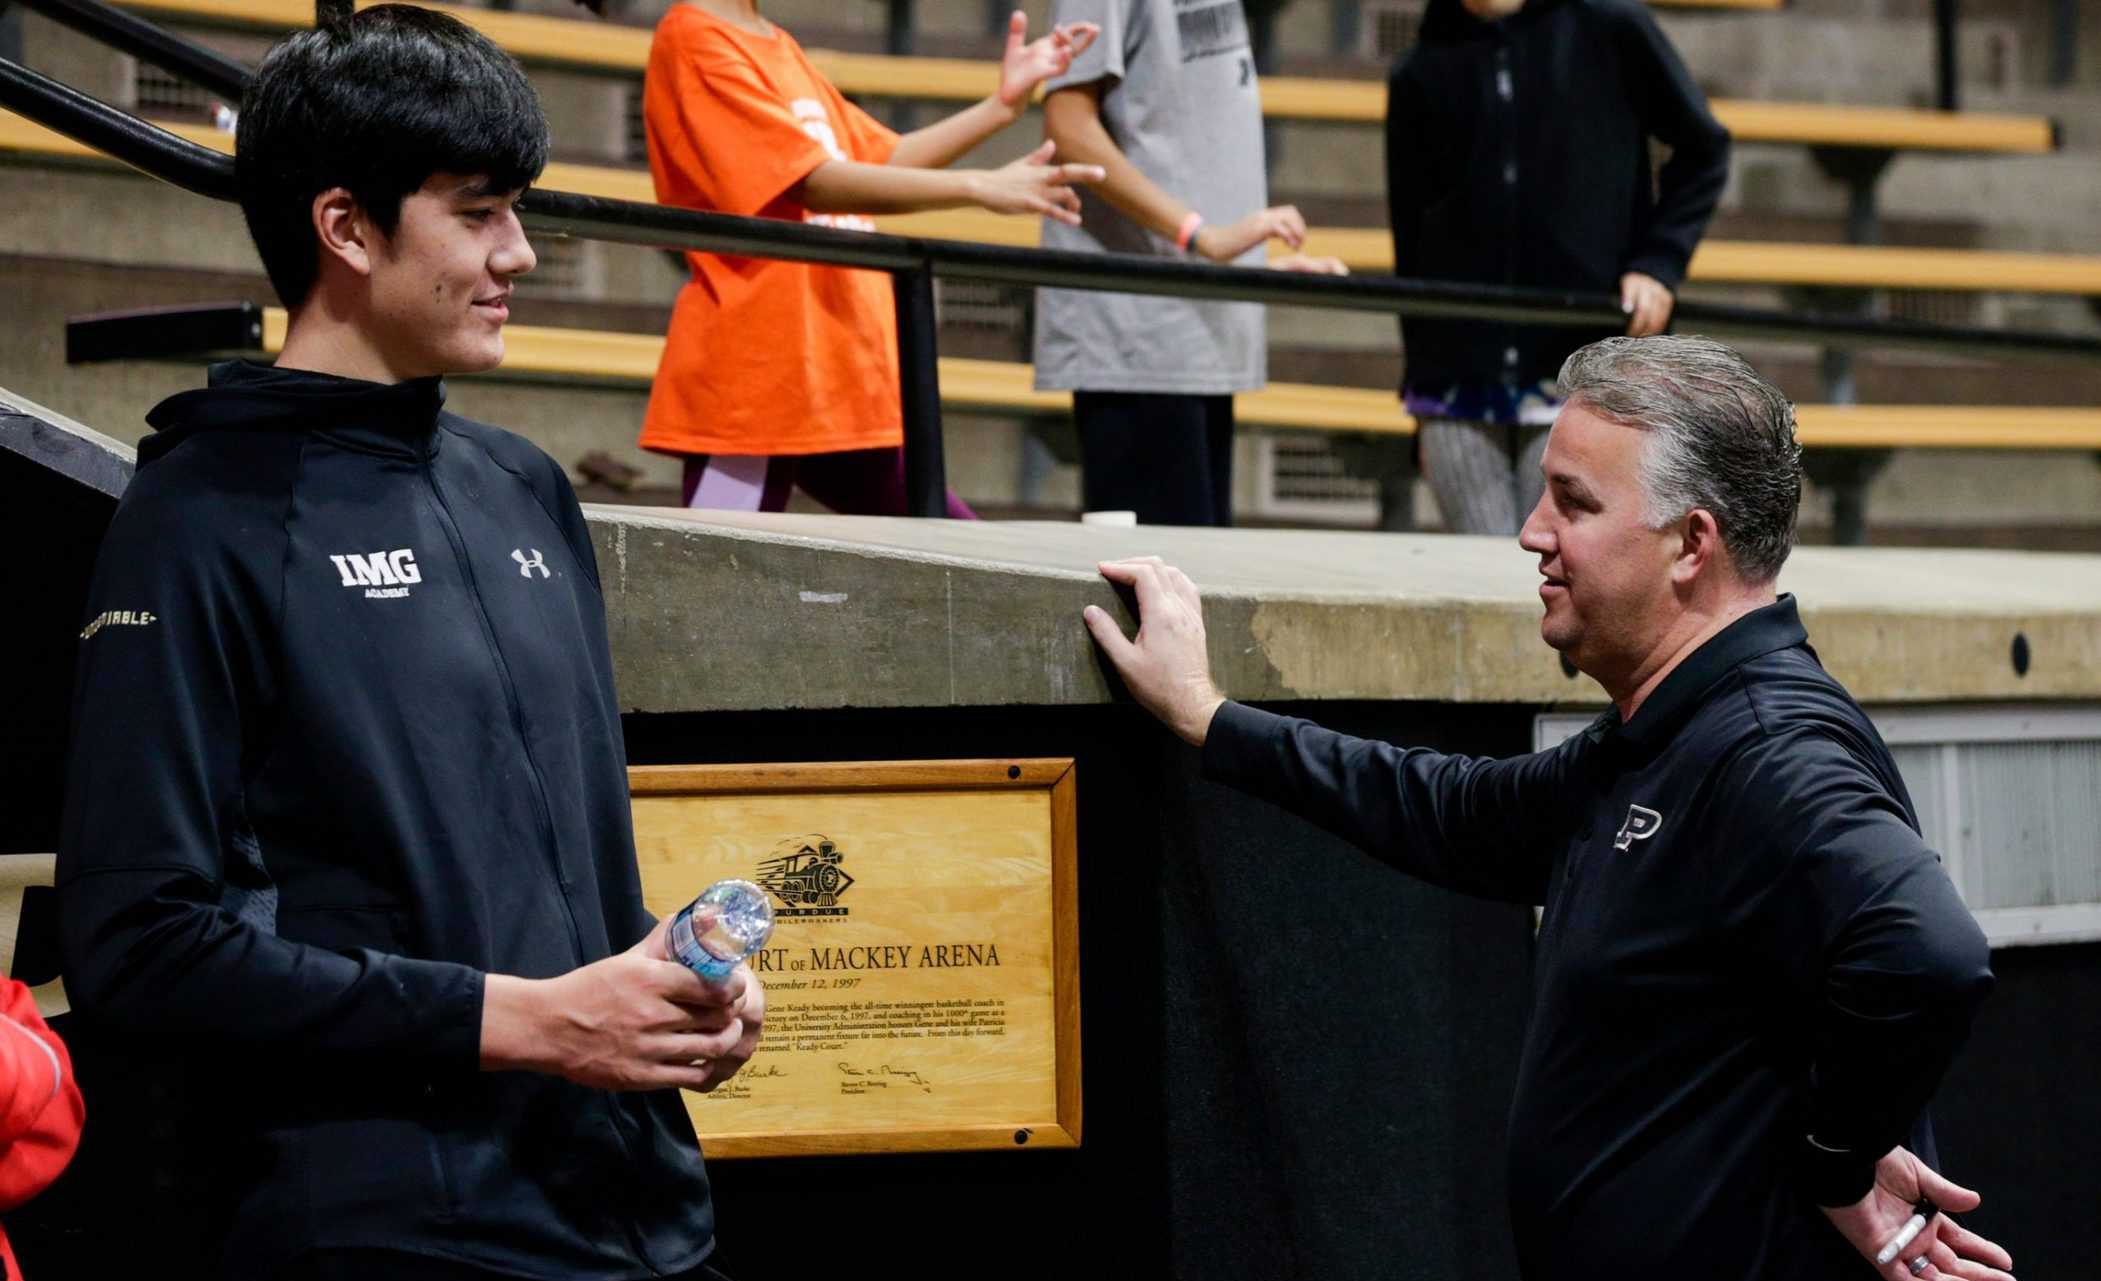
[
  {"xmin": 1614, "ymin": 805, "xmax": 1664, "ymax": 850},
  {"xmin": 511, "ymin": 548, "xmax": 550, "ymax": 579}
]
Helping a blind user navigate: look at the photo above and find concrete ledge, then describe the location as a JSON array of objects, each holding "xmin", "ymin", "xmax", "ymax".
[
  {"xmin": 589, "ymin": 508, "xmax": 2101, "ymax": 712},
  {"xmin": 9, "ymin": 390, "xmax": 2095, "ymax": 714}
]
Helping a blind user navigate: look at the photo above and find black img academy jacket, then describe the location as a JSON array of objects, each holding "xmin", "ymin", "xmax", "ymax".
[
  {"xmin": 1204, "ymin": 598, "xmax": 1992, "ymax": 1279},
  {"xmin": 1385, "ymin": 0, "xmax": 1730, "ymax": 392},
  {"xmin": 57, "ymin": 363, "xmax": 713, "ymax": 1278}
]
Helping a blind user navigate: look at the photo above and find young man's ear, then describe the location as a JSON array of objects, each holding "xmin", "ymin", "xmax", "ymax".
[{"xmin": 311, "ymin": 187, "xmax": 376, "ymax": 279}]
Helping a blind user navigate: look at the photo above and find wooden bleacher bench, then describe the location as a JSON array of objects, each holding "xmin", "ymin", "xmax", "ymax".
[
  {"xmin": 1248, "ymin": 80, "xmax": 2058, "ymax": 152},
  {"xmin": 67, "ymin": 303, "xmax": 2101, "ymax": 453},
  {"xmin": 120, "ymin": 0, "xmax": 656, "ymax": 73},
  {"xmin": 109, "ymin": 0, "xmax": 2052, "ymax": 152},
  {"xmin": 9, "ymin": 111, "xmax": 2097, "ymax": 296}
]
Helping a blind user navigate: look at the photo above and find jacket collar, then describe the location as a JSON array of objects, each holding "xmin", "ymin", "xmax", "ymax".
[
  {"xmin": 143, "ymin": 360, "xmax": 449, "ymax": 464},
  {"xmin": 1587, "ymin": 595, "xmax": 1808, "ymax": 756}
]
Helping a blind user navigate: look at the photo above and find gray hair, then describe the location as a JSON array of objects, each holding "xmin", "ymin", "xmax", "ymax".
[{"xmin": 1556, "ymin": 335, "xmax": 1803, "ymax": 583}]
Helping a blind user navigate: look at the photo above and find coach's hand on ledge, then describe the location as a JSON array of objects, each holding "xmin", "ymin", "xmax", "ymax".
[
  {"xmin": 480, "ymin": 915, "xmax": 765, "ymax": 1093},
  {"xmin": 1083, "ymin": 557, "xmax": 1226, "ymax": 747}
]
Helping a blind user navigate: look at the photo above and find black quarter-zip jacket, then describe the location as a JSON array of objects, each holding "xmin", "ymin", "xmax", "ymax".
[
  {"xmin": 58, "ymin": 362, "xmax": 713, "ymax": 1278},
  {"xmin": 1203, "ymin": 598, "xmax": 1992, "ymax": 1280}
]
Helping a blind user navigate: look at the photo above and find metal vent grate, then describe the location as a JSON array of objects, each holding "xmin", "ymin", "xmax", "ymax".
[
  {"xmin": 1365, "ymin": 3, "xmax": 1421, "ymax": 61},
  {"xmin": 1249, "ymin": 435, "xmax": 1379, "ymax": 525},
  {"xmin": 515, "ymin": 235, "xmax": 588, "ymax": 297},
  {"xmin": 133, "ymin": 61, "xmax": 221, "ymax": 123},
  {"xmin": 934, "ymin": 279, "xmax": 1028, "ymax": 336},
  {"xmin": 625, "ymin": 83, "xmax": 649, "ymax": 164},
  {"xmin": 1886, "ymin": 289, "xmax": 1981, "ymax": 328},
  {"xmin": 1943, "ymin": 739, "xmax": 2101, "ymax": 909}
]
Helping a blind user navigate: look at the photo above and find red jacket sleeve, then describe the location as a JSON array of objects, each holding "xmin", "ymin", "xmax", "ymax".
[{"xmin": 0, "ymin": 979, "xmax": 84, "ymax": 1211}]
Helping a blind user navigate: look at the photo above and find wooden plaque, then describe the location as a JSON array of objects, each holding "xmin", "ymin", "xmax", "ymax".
[{"xmin": 629, "ymin": 759, "xmax": 1081, "ymax": 1159}]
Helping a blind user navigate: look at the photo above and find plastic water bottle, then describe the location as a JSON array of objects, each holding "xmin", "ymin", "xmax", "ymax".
[{"xmin": 666, "ymin": 879, "xmax": 775, "ymax": 983}]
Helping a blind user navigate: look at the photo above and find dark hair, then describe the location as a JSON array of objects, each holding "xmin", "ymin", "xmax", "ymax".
[
  {"xmin": 235, "ymin": 4, "xmax": 548, "ymax": 306},
  {"xmin": 1558, "ymin": 335, "xmax": 1803, "ymax": 584}
]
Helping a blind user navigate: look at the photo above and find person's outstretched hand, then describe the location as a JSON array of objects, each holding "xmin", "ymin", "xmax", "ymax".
[
  {"xmin": 1820, "ymin": 1147, "xmax": 2015, "ymax": 1281},
  {"xmin": 968, "ymin": 140, "xmax": 1105, "ymax": 224},
  {"xmin": 1271, "ymin": 253, "xmax": 1350, "ymax": 276},
  {"xmin": 1195, "ymin": 205, "xmax": 1306, "ymax": 261},
  {"xmin": 1620, "ymin": 270, "xmax": 1674, "ymax": 337},
  {"xmin": 1081, "ymin": 556, "xmax": 1225, "ymax": 746},
  {"xmin": 998, "ymin": 11, "xmax": 1101, "ymax": 110}
]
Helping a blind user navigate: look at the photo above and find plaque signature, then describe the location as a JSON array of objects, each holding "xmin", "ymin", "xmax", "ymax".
[{"xmin": 836, "ymin": 1061, "xmax": 933, "ymax": 1093}]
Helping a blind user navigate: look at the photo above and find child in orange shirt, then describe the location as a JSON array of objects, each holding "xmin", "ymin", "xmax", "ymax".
[{"xmin": 642, "ymin": 5, "xmax": 1101, "ymax": 515}]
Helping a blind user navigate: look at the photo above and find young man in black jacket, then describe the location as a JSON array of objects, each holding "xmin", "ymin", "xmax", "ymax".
[
  {"xmin": 1386, "ymin": 0, "xmax": 1729, "ymax": 535},
  {"xmin": 1082, "ymin": 336, "xmax": 2016, "ymax": 1281},
  {"xmin": 57, "ymin": 8, "xmax": 759, "ymax": 1278}
]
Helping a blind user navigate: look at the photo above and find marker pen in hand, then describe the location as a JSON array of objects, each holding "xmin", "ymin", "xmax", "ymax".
[{"xmin": 1874, "ymin": 1198, "xmax": 1939, "ymax": 1268}]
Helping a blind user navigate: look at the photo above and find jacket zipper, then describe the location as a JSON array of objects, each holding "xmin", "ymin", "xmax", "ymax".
[
  {"xmin": 423, "ymin": 463, "xmax": 588, "ymax": 968},
  {"xmin": 426, "ymin": 460, "xmax": 662, "ymax": 1270}
]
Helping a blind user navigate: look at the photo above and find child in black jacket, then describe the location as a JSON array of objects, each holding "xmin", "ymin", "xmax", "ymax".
[{"xmin": 1386, "ymin": 0, "xmax": 1729, "ymax": 534}]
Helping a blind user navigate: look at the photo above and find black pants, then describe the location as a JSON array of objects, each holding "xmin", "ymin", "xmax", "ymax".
[{"xmin": 1073, "ymin": 391, "xmax": 1235, "ymax": 527}]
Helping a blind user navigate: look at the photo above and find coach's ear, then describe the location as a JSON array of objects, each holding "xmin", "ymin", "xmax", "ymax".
[
  {"xmin": 311, "ymin": 187, "xmax": 375, "ymax": 280},
  {"xmin": 1672, "ymin": 507, "xmax": 1726, "ymax": 588}
]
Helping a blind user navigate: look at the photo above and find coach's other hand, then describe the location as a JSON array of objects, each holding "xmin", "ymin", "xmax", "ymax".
[
  {"xmin": 1083, "ymin": 557, "xmax": 1226, "ymax": 747},
  {"xmin": 1821, "ymin": 1147, "xmax": 2015, "ymax": 1281}
]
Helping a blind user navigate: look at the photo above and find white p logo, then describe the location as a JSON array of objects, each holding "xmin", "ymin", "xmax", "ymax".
[{"xmin": 1614, "ymin": 805, "xmax": 1663, "ymax": 851}]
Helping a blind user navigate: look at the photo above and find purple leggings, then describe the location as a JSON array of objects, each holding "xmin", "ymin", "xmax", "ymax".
[{"xmin": 680, "ymin": 448, "xmax": 976, "ymax": 519}]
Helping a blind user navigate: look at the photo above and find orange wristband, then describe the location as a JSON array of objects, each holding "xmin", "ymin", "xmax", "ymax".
[{"xmin": 1174, "ymin": 211, "xmax": 1204, "ymax": 254}]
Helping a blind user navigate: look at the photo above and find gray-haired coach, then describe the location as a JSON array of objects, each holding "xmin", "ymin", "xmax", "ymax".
[{"xmin": 1082, "ymin": 336, "xmax": 2016, "ymax": 1281}]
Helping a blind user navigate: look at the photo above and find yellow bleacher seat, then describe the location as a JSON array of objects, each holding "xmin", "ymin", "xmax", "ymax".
[{"xmin": 249, "ymin": 307, "xmax": 2101, "ymax": 452}]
